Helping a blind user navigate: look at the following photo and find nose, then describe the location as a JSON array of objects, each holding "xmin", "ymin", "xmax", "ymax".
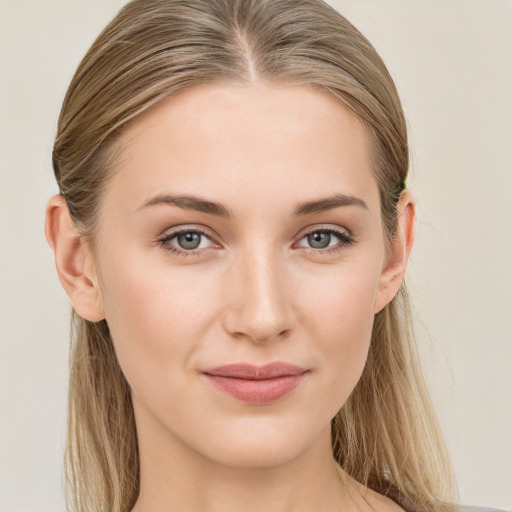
[{"xmin": 222, "ymin": 246, "xmax": 296, "ymax": 344}]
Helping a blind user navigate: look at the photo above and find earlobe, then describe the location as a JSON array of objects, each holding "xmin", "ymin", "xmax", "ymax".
[
  {"xmin": 374, "ymin": 190, "xmax": 416, "ymax": 313},
  {"xmin": 45, "ymin": 194, "xmax": 105, "ymax": 322}
]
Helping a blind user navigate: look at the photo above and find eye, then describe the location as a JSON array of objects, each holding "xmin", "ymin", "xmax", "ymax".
[
  {"xmin": 158, "ymin": 228, "xmax": 216, "ymax": 256},
  {"xmin": 158, "ymin": 226, "xmax": 353, "ymax": 257},
  {"xmin": 296, "ymin": 228, "xmax": 354, "ymax": 253}
]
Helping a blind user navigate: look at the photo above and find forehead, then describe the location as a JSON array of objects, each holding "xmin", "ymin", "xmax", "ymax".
[{"xmin": 104, "ymin": 81, "xmax": 380, "ymax": 218}]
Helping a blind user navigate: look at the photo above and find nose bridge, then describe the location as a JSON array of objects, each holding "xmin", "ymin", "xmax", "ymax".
[{"xmin": 223, "ymin": 241, "xmax": 295, "ymax": 343}]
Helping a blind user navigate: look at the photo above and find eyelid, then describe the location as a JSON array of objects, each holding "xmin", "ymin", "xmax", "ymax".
[{"xmin": 295, "ymin": 223, "xmax": 353, "ymax": 241}]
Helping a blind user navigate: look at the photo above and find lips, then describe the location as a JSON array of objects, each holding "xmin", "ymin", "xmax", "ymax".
[{"xmin": 202, "ymin": 362, "xmax": 308, "ymax": 405}]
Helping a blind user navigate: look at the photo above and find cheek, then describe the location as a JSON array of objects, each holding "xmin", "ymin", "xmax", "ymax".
[
  {"xmin": 300, "ymin": 259, "xmax": 381, "ymax": 404},
  {"xmin": 95, "ymin": 250, "xmax": 218, "ymax": 393}
]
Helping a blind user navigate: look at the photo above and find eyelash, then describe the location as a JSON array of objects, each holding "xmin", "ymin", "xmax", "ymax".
[{"xmin": 157, "ymin": 226, "xmax": 355, "ymax": 258}]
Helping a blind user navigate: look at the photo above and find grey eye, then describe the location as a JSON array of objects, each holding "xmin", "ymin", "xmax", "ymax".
[
  {"xmin": 159, "ymin": 228, "xmax": 216, "ymax": 254},
  {"xmin": 177, "ymin": 232, "xmax": 202, "ymax": 250},
  {"xmin": 297, "ymin": 228, "xmax": 352, "ymax": 252},
  {"xmin": 307, "ymin": 232, "xmax": 333, "ymax": 249}
]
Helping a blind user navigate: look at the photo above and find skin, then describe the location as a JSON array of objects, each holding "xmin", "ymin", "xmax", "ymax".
[{"xmin": 46, "ymin": 81, "xmax": 415, "ymax": 512}]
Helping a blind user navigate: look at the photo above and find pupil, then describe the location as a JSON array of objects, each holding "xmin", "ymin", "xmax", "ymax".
[{"xmin": 308, "ymin": 232, "xmax": 330, "ymax": 249}]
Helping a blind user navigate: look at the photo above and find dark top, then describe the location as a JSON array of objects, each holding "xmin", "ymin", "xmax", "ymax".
[{"xmin": 462, "ymin": 507, "xmax": 509, "ymax": 512}]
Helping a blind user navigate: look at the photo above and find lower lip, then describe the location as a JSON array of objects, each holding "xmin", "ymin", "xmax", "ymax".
[{"xmin": 204, "ymin": 373, "xmax": 306, "ymax": 405}]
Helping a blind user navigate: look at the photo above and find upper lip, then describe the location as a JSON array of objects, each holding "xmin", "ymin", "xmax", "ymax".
[{"xmin": 203, "ymin": 362, "xmax": 308, "ymax": 380}]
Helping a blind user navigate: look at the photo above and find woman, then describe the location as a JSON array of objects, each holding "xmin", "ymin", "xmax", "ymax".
[{"xmin": 44, "ymin": 1, "xmax": 502, "ymax": 511}]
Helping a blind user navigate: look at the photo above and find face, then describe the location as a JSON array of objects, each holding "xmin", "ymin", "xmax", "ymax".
[{"xmin": 88, "ymin": 82, "xmax": 398, "ymax": 468}]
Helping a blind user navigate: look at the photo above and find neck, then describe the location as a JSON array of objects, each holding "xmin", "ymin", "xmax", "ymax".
[{"xmin": 131, "ymin": 410, "xmax": 354, "ymax": 512}]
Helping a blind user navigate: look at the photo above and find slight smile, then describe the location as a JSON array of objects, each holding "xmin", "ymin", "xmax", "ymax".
[{"xmin": 202, "ymin": 363, "xmax": 310, "ymax": 405}]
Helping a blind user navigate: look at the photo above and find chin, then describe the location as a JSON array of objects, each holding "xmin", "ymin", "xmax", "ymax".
[{"xmin": 191, "ymin": 419, "xmax": 328, "ymax": 469}]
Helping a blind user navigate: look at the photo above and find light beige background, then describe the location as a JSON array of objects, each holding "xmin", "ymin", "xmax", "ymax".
[{"xmin": 0, "ymin": 1, "xmax": 511, "ymax": 511}]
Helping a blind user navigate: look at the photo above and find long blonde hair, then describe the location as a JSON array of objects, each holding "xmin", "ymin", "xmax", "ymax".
[{"xmin": 52, "ymin": 1, "xmax": 457, "ymax": 511}]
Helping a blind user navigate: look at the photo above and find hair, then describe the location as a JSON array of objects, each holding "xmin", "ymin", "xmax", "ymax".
[{"xmin": 52, "ymin": 1, "xmax": 457, "ymax": 511}]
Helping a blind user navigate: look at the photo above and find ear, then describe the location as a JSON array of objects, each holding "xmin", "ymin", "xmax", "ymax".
[
  {"xmin": 374, "ymin": 190, "xmax": 416, "ymax": 313},
  {"xmin": 45, "ymin": 194, "xmax": 105, "ymax": 322}
]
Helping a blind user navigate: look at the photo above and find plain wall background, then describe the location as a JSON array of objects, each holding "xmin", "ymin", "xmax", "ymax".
[{"xmin": 0, "ymin": 0, "xmax": 510, "ymax": 510}]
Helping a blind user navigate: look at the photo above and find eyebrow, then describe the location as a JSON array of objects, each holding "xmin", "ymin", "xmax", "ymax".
[
  {"xmin": 138, "ymin": 194, "xmax": 232, "ymax": 217},
  {"xmin": 293, "ymin": 194, "xmax": 368, "ymax": 215},
  {"xmin": 137, "ymin": 193, "xmax": 368, "ymax": 217}
]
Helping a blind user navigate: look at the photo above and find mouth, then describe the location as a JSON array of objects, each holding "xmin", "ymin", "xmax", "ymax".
[{"xmin": 202, "ymin": 362, "xmax": 309, "ymax": 405}]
